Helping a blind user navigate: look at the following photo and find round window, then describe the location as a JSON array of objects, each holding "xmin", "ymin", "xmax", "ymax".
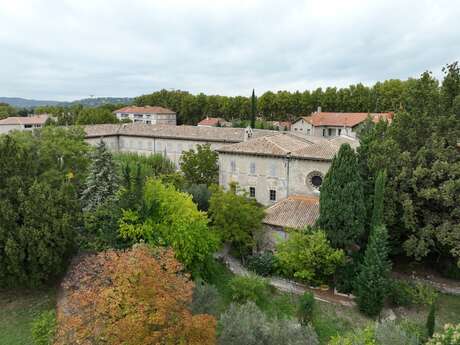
[
  {"xmin": 306, "ymin": 171, "xmax": 324, "ymax": 190},
  {"xmin": 311, "ymin": 175, "xmax": 323, "ymax": 188}
]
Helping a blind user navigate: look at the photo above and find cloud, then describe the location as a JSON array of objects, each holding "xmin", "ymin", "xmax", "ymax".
[{"xmin": 0, "ymin": 0, "xmax": 459, "ymax": 100}]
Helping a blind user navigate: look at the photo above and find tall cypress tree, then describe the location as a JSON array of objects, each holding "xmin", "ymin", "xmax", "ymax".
[
  {"xmin": 250, "ymin": 89, "xmax": 256, "ymax": 128},
  {"xmin": 81, "ymin": 141, "xmax": 119, "ymax": 212},
  {"xmin": 354, "ymin": 224, "xmax": 392, "ymax": 317},
  {"xmin": 317, "ymin": 144, "xmax": 366, "ymax": 248},
  {"xmin": 371, "ymin": 170, "xmax": 387, "ymax": 230}
]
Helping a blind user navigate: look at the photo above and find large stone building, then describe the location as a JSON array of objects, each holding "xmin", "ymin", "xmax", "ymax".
[
  {"xmin": 113, "ymin": 106, "xmax": 176, "ymax": 125},
  {"xmin": 84, "ymin": 123, "xmax": 274, "ymax": 167},
  {"xmin": 291, "ymin": 108, "xmax": 393, "ymax": 138},
  {"xmin": 0, "ymin": 114, "xmax": 49, "ymax": 134},
  {"xmin": 217, "ymin": 132, "xmax": 358, "ymax": 206}
]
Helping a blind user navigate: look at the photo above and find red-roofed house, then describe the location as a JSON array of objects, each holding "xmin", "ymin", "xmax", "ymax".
[
  {"xmin": 291, "ymin": 107, "xmax": 393, "ymax": 138},
  {"xmin": 0, "ymin": 114, "xmax": 49, "ymax": 134},
  {"xmin": 113, "ymin": 106, "xmax": 176, "ymax": 125},
  {"xmin": 197, "ymin": 117, "xmax": 232, "ymax": 127}
]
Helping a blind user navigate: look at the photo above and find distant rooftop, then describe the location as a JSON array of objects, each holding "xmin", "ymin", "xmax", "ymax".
[
  {"xmin": 297, "ymin": 111, "xmax": 393, "ymax": 128},
  {"xmin": 263, "ymin": 195, "xmax": 319, "ymax": 229},
  {"xmin": 83, "ymin": 123, "xmax": 276, "ymax": 143},
  {"xmin": 0, "ymin": 114, "xmax": 48, "ymax": 126},
  {"xmin": 114, "ymin": 106, "xmax": 176, "ymax": 114}
]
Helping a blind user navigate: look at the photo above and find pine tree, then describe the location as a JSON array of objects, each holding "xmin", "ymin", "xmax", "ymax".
[
  {"xmin": 371, "ymin": 170, "xmax": 387, "ymax": 230},
  {"xmin": 426, "ymin": 303, "xmax": 435, "ymax": 338},
  {"xmin": 250, "ymin": 89, "xmax": 256, "ymax": 129},
  {"xmin": 317, "ymin": 144, "xmax": 366, "ymax": 248},
  {"xmin": 81, "ymin": 141, "xmax": 119, "ymax": 212},
  {"xmin": 354, "ymin": 225, "xmax": 392, "ymax": 317}
]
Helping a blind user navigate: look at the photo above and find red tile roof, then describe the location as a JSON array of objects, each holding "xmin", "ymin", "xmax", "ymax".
[
  {"xmin": 300, "ymin": 112, "xmax": 393, "ymax": 128},
  {"xmin": 0, "ymin": 114, "xmax": 48, "ymax": 125},
  {"xmin": 263, "ymin": 195, "xmax": 319, "ymax": 229},
  {"xmin": 114, "ymin": 106, "xmax": 175, "ymax": 114},
  {"xmin": 197, "ymin": 117, "xmax": 222, "ymax": 126}
]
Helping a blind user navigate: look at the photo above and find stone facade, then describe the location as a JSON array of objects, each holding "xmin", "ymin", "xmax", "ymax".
[
  {"xmin": 114, "ymin": 106, "xmax": 176, "ymax": 125},
  {"xmin": 219, "ymin": 153, "xmax": 329, "ymax": 206}
]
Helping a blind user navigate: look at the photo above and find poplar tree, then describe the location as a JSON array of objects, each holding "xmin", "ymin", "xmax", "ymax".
[
  {"xmin": 371, "ymin": 170, "xmax": 387, "ymax": 230},
  {"xmin": 354, "ymin": 224, "xmax": 392, "ymax": 317},
  {"xmin": 251, "ymin": 89, "xmax": 256, "ymax": 128},
  {"xmin": 317, "ymin": 144, "xmax": 366, "ymax": 248},
  {"xmin": 81, "ymin": 141, "xmax": 119, "ymax": 212}
]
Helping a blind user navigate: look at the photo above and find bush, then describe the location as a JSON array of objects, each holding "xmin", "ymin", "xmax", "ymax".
[
  {"xmin": 297, "ymin": 292, "xmax": 315, "ymax": 325},
  {"xmin": 426, "ymin": 323, "xmax": 460, "ymax": 345},
  {"xmin": 388, "ymin": 279, "xmax": 415, "ymax": 307},
  {"xmin": 334, "ymin": 254, "xmax": 362, "ymax": 294},
  {"xmin": 218, "ymin": 302, "xmax": 319, "ymax": 345},
  {"xmin": 228, "ymin": 276, "xmax": 271, "ymax": 307},
  {"xmin": 191, "ymin": 280, "xmax": 221, "ymax": 316},
  {"xmin": 411, "ymin": 282, "xmax": 438, "ymax": 306},
  {"xmin": 247, "ymin": 252, "xmax": 278, "ymax": 277},
  {"xmin": 375, "ymin": 320, "xmax": 420, "ymax": 345},
  {"xmin": 328, "ymin": 326, "xmax": 375, "ymax": 345},
  {"xmin": 31, "ymin": 310, "xmax": 56, "ymax": 345},
  {"xmin": 184, "ymin": 184, "xmax": 212, "ymax": 211},
  {"xmin": 276, "ymin": 230, "xmax": 345, "ymax": 286}
]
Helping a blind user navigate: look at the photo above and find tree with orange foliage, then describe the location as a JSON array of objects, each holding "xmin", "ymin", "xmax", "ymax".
[{"xmin": 55, "ymin": 244, "xmax": 216, "ymax": 345}]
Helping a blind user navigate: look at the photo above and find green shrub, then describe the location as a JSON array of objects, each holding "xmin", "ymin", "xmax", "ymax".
[
  {"xmin": 184, "ymin": 183, "xmax": 212, "ymax": 211},
  {"xmin": 334, "ymin": 253, "xmax": 362, "ymax": 294},
  {"xmin": 218, "ymin": 302, "xmax": 319, "ymax": 345},
  {"xmin": 276, "ymin": 230, "xmax": 345, "ymax": 286},
  {"xmin": 388, "ymin": 279, "xmax": 415, "ymax": 307},
  {"xmin": 247, "ymin": 252, "xmax": 278, "ymax": 277},
  {"xmin": 375, "ymin": 320, "xmax": 420, "ymax": 345},
  {"xmin": 411, "ymin": 282, "xmax": 438, "ymax": 306},
  {"xmin": 426, "ymin": 323, "xmax": 460, "ymax": 345},
  {"xmin": 328, "ymin": 326, "xmax": 375, "ymax": 345},
  {"xmin": 228, "ymin": 275, "xmax": 271, "ymax": 307},
  {"xmin": 31, "ymin": 310, "xmax": 56, "ymax": 345},
  {"xmin": 191, "ymin": 280, "xmax": 221, "ymax": 316},
  {"xmin": 297, "ymin": 292, "xmax": 315, "ymax": 325}
]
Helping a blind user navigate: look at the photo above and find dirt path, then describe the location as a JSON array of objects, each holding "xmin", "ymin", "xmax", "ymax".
[{"xmin": 215, "ymin": 250, "xmax": 356, "ymax": 307}]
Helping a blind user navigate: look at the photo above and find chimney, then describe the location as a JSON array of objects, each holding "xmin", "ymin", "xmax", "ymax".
[{"xmin": 317, "ymin": 106, "xmax": 322, "ymax": 113}]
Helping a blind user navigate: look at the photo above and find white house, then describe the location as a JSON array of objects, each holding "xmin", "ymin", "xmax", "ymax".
[
  {"xmin": 291, "ymin": 108, "xmax": 393, "ymax": 138},
  {"xmin": 113, "ymin": 106, "xmax": 176, "ymax": 125},
  {"xmin": 0, "ymin": 114, "xmax": 49, "ymax": 134}
]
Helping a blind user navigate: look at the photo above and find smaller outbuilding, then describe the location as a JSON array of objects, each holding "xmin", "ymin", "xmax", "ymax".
[
  {"xmin": 197, "ymin": 117, "xmax": 232, "ymax": 127},
  {"xmin": 259, "ymin": 195, "xmax": 319, "ymax": 251}
]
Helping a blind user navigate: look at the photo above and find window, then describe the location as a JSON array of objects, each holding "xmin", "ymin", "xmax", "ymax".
[
  {"xmin": 250, "ymin": 162, "xmax": 256, "ymax": 174},
  {"xmin": 307, "ymin": 128, "xmax": 311, "ymax": 135},
  {"xmin": 230, "ymin": 160, "xmax": 236, "ymax": 173},
  {"xmin": 269, "ymin": 189, "xmax": 276, "ymax": 201},
  {"xmin": 328, "ymin": 128, "xmax": 333, "ymax": 136},
  {"xmin": 338, "ymin": 129, "xmax": 342, "ymax": 136},
  {"xmin": 24, "ymin": 124, "xmax": 33, "ymax": 128},
  {"xmin": 322, "ymin": 129, "xmax": 326, "ymax": 137},
  {"xmin": 307, "ymin": 171, "xmax": 324, "ymax": 190},
  {"xmin": 249, "ymin": 187, "xmax": 256, "ymax": 198}
]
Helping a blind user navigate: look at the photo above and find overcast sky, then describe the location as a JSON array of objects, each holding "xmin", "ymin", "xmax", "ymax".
[{"xmin": 1, "ymin": 0, "xmax": 459, "ymax": 101}]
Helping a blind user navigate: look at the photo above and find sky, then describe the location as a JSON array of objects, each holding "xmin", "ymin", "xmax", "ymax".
[{"xmin": 1, "ymin": 0, "xmax": 460, "ymax": 101}]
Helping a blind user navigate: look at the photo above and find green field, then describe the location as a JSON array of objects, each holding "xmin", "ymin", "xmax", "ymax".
[{"xmin": 0, "ymin": 288, "xmax": 57, "ymax": 345}]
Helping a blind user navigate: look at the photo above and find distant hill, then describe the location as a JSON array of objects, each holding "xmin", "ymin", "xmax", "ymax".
[{"xmin": 0, "ymin": 97, "xmax": 134, "ymax": 108}]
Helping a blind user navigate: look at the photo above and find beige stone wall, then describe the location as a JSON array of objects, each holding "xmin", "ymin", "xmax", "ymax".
[
  {"xmin": 0, "ymin": 124, "xmax": 23, "ymax": 134},
  {"xmin": 85, "ymin": 135, "xmax": 226, "ymax": 167},
  {"xmin": 219, "ymin": 152, "xmax": 331, "ymax": 206},
  {"xmin": 291, "ymin": 119, "xmax": 313, "ymax": 134}
]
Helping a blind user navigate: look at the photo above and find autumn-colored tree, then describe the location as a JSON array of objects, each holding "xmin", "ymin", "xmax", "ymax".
[{"xmin": 55, "ymin": 245, "xmax": 216, "ymax": 345}]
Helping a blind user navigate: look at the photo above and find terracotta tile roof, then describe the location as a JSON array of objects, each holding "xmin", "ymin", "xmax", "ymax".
[
  {"xmin": 197, "ymin": 117, "xmax": 230, "ymax": 126},
  {"xmin": 217, "ymin": 132, "xmax": 358, "ymax": 161},
  {"xmin": 114, "ymin": 106, "xmax": 175, "ymax": 114},
  {"xmin": 297, "ymin": 112, "xmax": 393, "ymax": 128},
  {"xmin": 263, "ymin": 195, "xmax": 319, "ymax": 229},
  {"xmin": 0, "ymin": 114, "xmax": 48, "ymax": 125},
  {"xmin": 83, "ymin": 123, "xmax": 276, "ymax": 143}
]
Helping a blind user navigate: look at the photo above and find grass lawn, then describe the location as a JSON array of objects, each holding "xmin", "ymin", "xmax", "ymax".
[
  {"xmin": 0, "ymin": 287, "xmax": 57, "ymax": 345},
  {"xmin": 207, "ymin": 259, "xmax": 460, "ymax": 344}
]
